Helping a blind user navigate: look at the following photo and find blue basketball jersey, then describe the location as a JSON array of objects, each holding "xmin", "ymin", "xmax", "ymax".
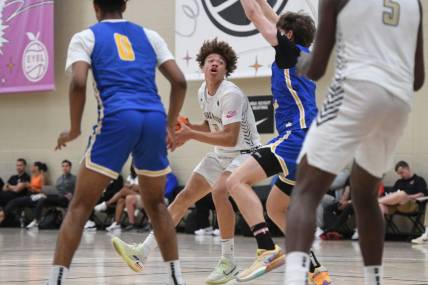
[
  {"xmin": 90, "ymin": 21, "xmax": 164, "ymax": 115},
  {"xmin": 271, "ymin": 45, "xmax": 317, "ymax": 135}
]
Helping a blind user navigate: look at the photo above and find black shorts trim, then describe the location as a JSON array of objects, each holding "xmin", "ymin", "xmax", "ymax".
[
  {"xmin": 251, "ymin": 147, "xmax": 294, "ymax": 196},
  {"xmin": 274, "ymin": 176, "xmax": 294, "ymax": 196}
]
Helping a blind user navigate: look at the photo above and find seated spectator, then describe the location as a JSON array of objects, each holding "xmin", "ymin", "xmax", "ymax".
[
  {"xmin": 84, "ymin": 174, "xmax": 124, "ymax": 231},
  {"xmin": 379, "ymin": 161, "xmax": 427, "ymax": 216},
  {"xmin": 94, "ymin": 166, "xmax": 139, "ymax": 232},
  {"xmin": 322, "ymin": 181, "xmax": 385, "ymax": 241},
  {"xmin": 312, "ymin": 168, "xmax": 351, "ymax": 238},
  {"xmin": 123, "ymin": 172, "xmax": 179, "ymax": 232},
  {"xmin": 26, "ymin": 160, "xmax": 76, "ymax": 229},
  {"xmin": 0, "ymin": 159, "xmax": 31, "ymax": 209},
  {"xmin": 0, "ymin": 161, "xmax": 47, "ymax": 225}
]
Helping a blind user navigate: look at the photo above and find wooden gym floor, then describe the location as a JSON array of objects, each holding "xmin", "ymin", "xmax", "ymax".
[{"xmin": 0, "ymin": 229, "xmax": 427, "ymax": 284}]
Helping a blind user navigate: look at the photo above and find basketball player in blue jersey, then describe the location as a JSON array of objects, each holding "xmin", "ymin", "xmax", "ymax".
[
  {"xmin": 284, "ymin": 0, "xmax": 424, "ymax": 284},
  {"xmin": 219, "ymin": 0, "xmax": 331, "ymax": 284},
  {"xmin": 45, "ymin": 1, "xmax": 187, "ymax": 284}
]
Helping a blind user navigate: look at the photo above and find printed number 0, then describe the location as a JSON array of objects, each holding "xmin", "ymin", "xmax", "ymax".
[
  {"xmin": 383, "ymin": 0, "xmax": 400, "ymax": 26},
  {"xmin": 114, "ymin": 33, "xmax": 136, "ymax": 61}
]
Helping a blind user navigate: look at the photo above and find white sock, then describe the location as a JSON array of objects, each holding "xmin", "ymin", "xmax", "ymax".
[
  {"xmin": 284, "ymin": 252, "xmax": 310, "ymax": 285},
  {"xmin": 166, "ymin": 260, "xmax": 185, "ymax": 285},
  {"xmin": 364, "ymin": 265, "xmax": 383, "ymax": 285},
  {"xmin": 47, "ymin": 265, "xmax": 68, "ymax": 285},
  {"xmin": 424, "ymin": 227, "xmax": 428, "ymax": 236},
  {"xmin": 138, "ymin": 231, "xmax": 158, "ymax": 258},
  {"xmin": 221, "ymin": 239, "xmax": 234, "ymax": 261}
]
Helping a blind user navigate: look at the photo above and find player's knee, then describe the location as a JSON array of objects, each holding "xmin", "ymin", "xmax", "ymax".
[
  {"xmin": 212, "ymin": 185, "xmax": 228, "ymax": 202},
  {"xmin": 173, "ymin": 188, "xmax": 193, "ymax": 210},
  {"xmin": 226, "ymin": 174, "xmax": 242, "ymax": 194},
  {"xmin": 125, "ymin": 195, "xmax": 136, "ymax": 206}
]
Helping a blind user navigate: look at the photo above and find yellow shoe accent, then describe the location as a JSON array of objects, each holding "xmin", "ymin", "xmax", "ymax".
[
  {"xmin": 236, "ymin": 245, "xmax": 285, "ymax": 282},
  {"xmin": 310, "ymin": 266, "xmax": 332, "ymax": 285},
  {"xmin": 111, "ymin": 237, "xmax": 145, "ymax": 273}
]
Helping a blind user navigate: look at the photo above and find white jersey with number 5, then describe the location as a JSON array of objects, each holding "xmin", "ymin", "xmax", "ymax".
[
  {"xmin": 336, "ymin": 0, "xmax": 420, "ymax": 105},
  {"xmin": 198, "ymin": 80, "xmax": 261, "ymax": 154}
]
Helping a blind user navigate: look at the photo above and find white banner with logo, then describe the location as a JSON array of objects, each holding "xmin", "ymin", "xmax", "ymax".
[{"xmin": 175, "ymin": 0, "xmax": 318, "ymax": 80}]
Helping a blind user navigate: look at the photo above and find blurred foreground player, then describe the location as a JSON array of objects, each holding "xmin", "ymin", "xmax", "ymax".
[
  {"xmin": 46, "ymin": 0, "xmax": 187, "ymax": 284},
  {"xmin": 285, "ymin": 0, "xmax": 425, "ymax": 284}
]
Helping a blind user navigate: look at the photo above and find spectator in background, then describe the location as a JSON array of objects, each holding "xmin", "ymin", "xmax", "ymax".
[
  {"xmin": 0, "ymin": 178, "xmax": 4, "ymax": 191},
  {"xmin": 95, "ymin": 166, "xmax": 139, "ymax": 232},
  {"xmin": 26, "ymin": 160, "xmax": 77, "ymax": 229},
  {"xmin": 0, "ymin": 159, "xmax": 31, "ymax": 209},
  {"xmin": 84, "ymin": 174, "xmax": 124, "ymax": 231},
  {"xmin": 379, "ymin": 161, "xmax": 427, "ymax": 216},
  {"xmin": 315, "ymin": 168, "xmax": 351, "ymax": 237},
  {"xmin": 0, "ymin": 161, "xmax": 47, "ymax": 225},
  {"xmin": 124, "ymin": 172, "xmax": 179, "ymax": 232}
]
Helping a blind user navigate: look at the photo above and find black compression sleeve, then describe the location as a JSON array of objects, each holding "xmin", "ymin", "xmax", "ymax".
[{"xmin": 274, "ymin": 30, "xmax": 301, "ymax": 69}]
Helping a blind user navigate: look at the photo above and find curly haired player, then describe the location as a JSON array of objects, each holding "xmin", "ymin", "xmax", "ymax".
[{"xmin": 111, "ymin": 38, "xmax": 263, "ymax": 284}]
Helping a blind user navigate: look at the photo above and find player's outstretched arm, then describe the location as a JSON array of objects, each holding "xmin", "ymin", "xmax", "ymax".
[
  {"xmin": 240, "ymin": 0, "xmax": 278, "ymax": 46},
  {"xmin": 254, "ymin": 0, "xmax": 279, "ymax": 25},
  {"xmin": 56, "ymin": 62, "xmax": 89, "ymax": 150},
  {"xmin": 159, "ymin": 60, "xmax": 187, "ymax": 150},
  {"xmin": 414, "ymin": 0, "xmax": 425, "ymax": 91},
  {"xmin": 302, "ymin": 0, "xmax": 338, "ymax": 80}
]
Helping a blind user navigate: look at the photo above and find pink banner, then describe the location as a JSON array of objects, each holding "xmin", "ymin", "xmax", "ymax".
[{"xmin": 0, "ymin": 0, "xmax": 54, "ymax": 94}]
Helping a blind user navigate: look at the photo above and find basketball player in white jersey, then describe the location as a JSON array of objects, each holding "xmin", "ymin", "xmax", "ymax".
[
  {"xmin": 284, "ymin": 0, "xmax": 425, "ymax": 284},
  {"xmin": 111, "ymin": 39, "xmax": 263, "ymax": 284}
]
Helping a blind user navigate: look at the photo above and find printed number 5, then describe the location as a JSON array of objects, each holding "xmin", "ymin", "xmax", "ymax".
[
  {"xmin": 114, "ymin": 33, "xmax": 135, "ymax": 61},
  {"xmin": 383, "ymin": 0, "xmax": 400, "ymax": 26}
]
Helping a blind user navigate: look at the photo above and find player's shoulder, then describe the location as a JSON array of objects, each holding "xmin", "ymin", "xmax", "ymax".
[
  {"xmin": 198, "ymin": 81, "xmax": 207, "ymax": 97},
  {"xmin": 71, "ymin": 29, "xmax": 94, "ymax": 42},
  {"xmin": 143, "ymin": 27, "xmax": 165, "ymax": 42},
  {"xmin": 220, "ymin": 80, "xmax": 245, "ymax": 97}
]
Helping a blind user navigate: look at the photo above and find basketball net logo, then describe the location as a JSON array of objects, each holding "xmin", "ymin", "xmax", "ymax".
[
  {"xmin": 201, "ymin": 0, "xmax": 288, "ymax": 37},
  {"xmin": 22, "ymin": 32, "xmax": 48, "ymax": 82}
]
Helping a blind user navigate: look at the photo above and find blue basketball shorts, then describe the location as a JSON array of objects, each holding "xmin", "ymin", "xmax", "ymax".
[
  {"xmin": 252, "ymin": 129, "xmax": 307, "ymax": 187},
  {"xmin": 84, "ymin": 110, "xmax": 171, "ymax": 179}
]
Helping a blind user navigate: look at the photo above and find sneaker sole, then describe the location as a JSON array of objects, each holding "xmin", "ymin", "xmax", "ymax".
[
  {"xmin": 237, "ymin": 253, "xmax": 285, "ymax": 282},
  {"xmin": 111, "ymin": 237, "xmax": 144, "ymax": 273},
  {"xmin": 206, "ymin": 270, "xmax": 239, "ymax": 285}
]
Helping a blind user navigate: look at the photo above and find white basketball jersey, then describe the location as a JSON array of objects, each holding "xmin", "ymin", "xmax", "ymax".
[
  {"xmin": 335, "ymin": 0, "xmax": 420, "ymax": 104},
  {"xmin": 197, "ymin": 80, "xmax": 261, "ymax": 154}
]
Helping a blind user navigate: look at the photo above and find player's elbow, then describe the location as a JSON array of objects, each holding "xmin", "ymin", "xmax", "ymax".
[
  {"xmin": 414, "ymin": 70, "xmax": 425, "ymax": 91},
  {"xmin": 170, "ymin": 73, "xmax": 187, "ymax": 93},
  {"xmin": 175, "ymin": 76, "xmax": 187, "ymax": 92},
  {"xmin": 70, "ymin": 76, "xmax": 87, "ymax": 92},
  {"xmin": 307, "ymin": 66, "xmax": 326, "ymax": 81},
  {"xmin": 244, "ymin": 5, "xmax": 258, "ymax": 22}
]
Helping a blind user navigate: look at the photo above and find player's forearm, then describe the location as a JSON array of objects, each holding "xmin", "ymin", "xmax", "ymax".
[
  {"xmin": 241, "ymin": 0, "xmax": 261, "ymax": 21},
  {"xmin": 255, "ymin": 0, "xmax": 279, "ymax": 24},
  {"xmin": 167, "ymin": 81, "xmax": 187, "ymax": 129},
  {"xmin": 69, "ymin": 81, "xmax": 86, "ymax": 135},
  {"xmin": 189, "ymin": 121, "xmax": 210, "ymax": 132},
  {"xmin": 189, "ymin": 130, "xmax": 238, "ymax": 147}
]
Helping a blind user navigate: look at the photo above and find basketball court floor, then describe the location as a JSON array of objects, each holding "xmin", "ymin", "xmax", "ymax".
[{"xmin": 0, "ymin": 229, "xmax": 427, "ymax": 284}]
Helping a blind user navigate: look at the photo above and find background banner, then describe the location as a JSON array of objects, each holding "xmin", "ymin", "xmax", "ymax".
[
  {"xmin": 175, "ymin": 0, "xmax": 318, "ymax": 80},
  {"xmin": 249, "ymin": 96, "xmax": 274, "ymax": 134},
  {"xmin": 0, "ymin": 0, "xmax": 54, "ymax": 94}
]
